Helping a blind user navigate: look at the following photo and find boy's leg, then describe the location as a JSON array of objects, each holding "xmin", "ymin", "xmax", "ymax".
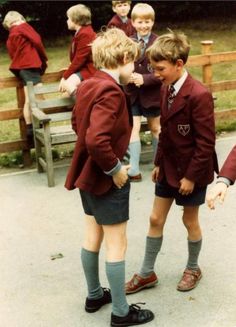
[
  {"xmin": 128, "ymin": 115, "xmax": 142, "ymax": 180},
  {"xmin": 177, "ymin": 206, "xmax": 202, "ymax": 291},
  {"xmin": 23, "ymin": 86, "xmax": 32, "ymax": 125},
  {"xmin": 126, "ymin": 196, "xmax": 173, "ymax": 294},
  {"xmin": 81, "ymin": 214, "xmax": 111, "ymax": 312},
  {"xmin": 104, "ymin": 222, "xmax": 154, "ymax": 325}
]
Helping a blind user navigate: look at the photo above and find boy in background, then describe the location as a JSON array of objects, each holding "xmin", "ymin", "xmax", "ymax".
[
  {"xmin": 107, "ymin": 1, "xmax": 135, "ymax": 37},
  {"xmin": 126, "ymin": 31, "xmax": 218, "ymax": 294},
  {"xmin": 2, "ymin": 11, "xmax": 48, "ymax": 139},
  {"xmin": 65, "ymin": 28, "xmax": 154, "ymax": 327},
  {"xmin": 59, "ymin": 4, "xmax": 96, "ymax": 96},
  {"xmin": 125, "ymin": 3, "xmax": 161, "ymax": 182}
]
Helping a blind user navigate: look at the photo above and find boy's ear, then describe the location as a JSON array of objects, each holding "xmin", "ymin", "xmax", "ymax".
[{"xmin": 176, "ymin": 59, "xmax": 184, "ymax": 70}]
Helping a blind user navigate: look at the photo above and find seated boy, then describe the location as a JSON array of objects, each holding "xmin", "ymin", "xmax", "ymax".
[
  {"xmin": 125, "ymin": 30, "xmax": 218, "ymax": 294},
  {"xmin": 207, "ymin": 145, "xmax": 236, "ymax": 209},
  {"xmin": 59, "ymin": 4, "xmax": 96, "ymax": 96},
  {"xmin": 124, "ymin": 3, "xmax": 162, "ymax": 181},
  {"xmin": 65, "ymin": 28, "xmax": 154, "ymax": 327},
  {"xmin": 107, "ymin": 0, "xmax": 135, "ymax": 36},
  {"xmin": 2, "ymin": 11, "xmax": 48, "ymax": 138}
]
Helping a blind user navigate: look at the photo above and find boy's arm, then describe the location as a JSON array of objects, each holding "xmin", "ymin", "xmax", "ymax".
[
  {"xmin": 63, "ymin": 33, "xmax": 93, "ymax": 79},
  {"xmin": 183, "ymin": 90, "xmax": 216, "ymax": 182}
]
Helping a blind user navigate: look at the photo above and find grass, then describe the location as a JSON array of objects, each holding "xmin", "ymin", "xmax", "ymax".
[{"xmin": 0, "ymin": 21, "xmax": 236, "ymax": 167}]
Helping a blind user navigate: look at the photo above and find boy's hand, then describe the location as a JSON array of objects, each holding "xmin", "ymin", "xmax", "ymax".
[
  {"xmin": 206, "ymin": 182, "xmax": 228, "ymax": 210},
  {"xmin": 152, "ymin": 166, "xmax": 159, "ymax": 183},
  {"xmin": 132, "ymin": 73, "xmax": 144, "ymax": 87},
  {"xmin": 112, "ymin": 165, "xmax": 131, "ymax": 189},
  {"xmin": 58, "ymin": 78, "xmax": 66, "ymax": 92},
  {"xmin": 179, "ymin": 177, "xmax": 195, "ymax": 195}
]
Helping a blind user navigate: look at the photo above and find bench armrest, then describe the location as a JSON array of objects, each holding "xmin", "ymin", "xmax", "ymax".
[{"xmin": 32, "ymin": 107, "xmax": 51, "ymax": 123}]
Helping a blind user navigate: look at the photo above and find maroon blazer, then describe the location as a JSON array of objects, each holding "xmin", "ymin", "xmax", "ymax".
[
  {"xmin": 65, "ymin": 71, "xmax": 132, "ymax": 195},
  {"xmin": 124, "ymin": 33, "xmax": 162, "ymax": 109},
  {"xmin": 155, "ymin": 74, "xmax": 218, "ymax": 188},
  {"xmin": 63, "ymin": 25, "xmax": 97, "ymax": 80},
  {"xmin": 219, "ymin": 145, "xmax": 236, "ymax": 184},
  {"xmin": 107, "ymin": 14, "xmax": 135, "ymax": 37},
  {"xmin": 6, "ymin": 22, "xmax": 48, "ymax": 74}
]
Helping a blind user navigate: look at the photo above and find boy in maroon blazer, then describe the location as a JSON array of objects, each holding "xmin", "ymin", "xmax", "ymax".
[
  {"xmin": 126, "ymin": 31, "xmax": 218, "ymax": 294},
  {"xmin": 107, "ymin": 1, "xmax": 135, "ymax": 37},
  {"xmin": 3, "ymin": 11, "xmax": 48, "ymax": 138},
  {"xmin": 124, "ymin": 3, "xmax": 162, "ymax": 182},
  {"xmin": 59, "ymin": 4, "xmax": 96, "ymax": 96},
  {"xmin": 65, "ymin": 28, "xmax": 154, "ymax": 327},
  {"xmin": 207, "ymin": 145, "xmax": 236, "ymax": 209}
]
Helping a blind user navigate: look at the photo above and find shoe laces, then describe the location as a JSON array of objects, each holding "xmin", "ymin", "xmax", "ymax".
[{"xmin": 130, "ymin": 302, "xmax": 146, "ymax": 311}]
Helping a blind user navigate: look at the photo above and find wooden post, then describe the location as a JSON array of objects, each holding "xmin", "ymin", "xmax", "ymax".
[
  {"xmin": 201, "ymin": 40, "xmax": 213, "ymax": 84},
  {"xmin": 16, "ymin": 85, "xmax": 32, "ymax": 166}
]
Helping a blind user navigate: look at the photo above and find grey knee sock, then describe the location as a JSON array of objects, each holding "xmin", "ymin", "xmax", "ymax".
[
  {"xmin": 128, "ymin": 141, "xmax": 141, "ymax": 176},
  {"xmin": 139, "ymin": 236, "xmax": 163, "ymax": 277},
  {"xmin": 187, "ymin": 239, "xmax": 202, "ymax": 270},
  {"xmin": 81, "ymin": 248, "xmax": 103, "ymax": 299},
  {"xmin": 152, "ymin": 137, "xmax": 158, "ymax": 160},
  {"xmin": 106, "ymin": 261, "xmax": 129, "ymax": 317}
]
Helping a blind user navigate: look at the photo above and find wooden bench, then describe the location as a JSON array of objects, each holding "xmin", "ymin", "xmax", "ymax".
[{"xmin": 27, "ymin": 82, "xmax": 76, "ymax": 187}]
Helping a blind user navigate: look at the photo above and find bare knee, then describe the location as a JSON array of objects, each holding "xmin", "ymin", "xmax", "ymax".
[{"xmin": 149, "ymin": 212, "xmax": 165, "ymax": 231}]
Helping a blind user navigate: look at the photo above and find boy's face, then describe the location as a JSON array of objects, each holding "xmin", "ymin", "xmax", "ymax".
[
  {"xmin": 67, "ymin": 16, "xmax": 77, "ymax": 31},
  {"xmin": 113, "ymin": 3, "xmax": 130, "ymax": 17},
  {"xmin": 150, "ymin": 59, "xmax": 184, "ymax": 86},
  {"xmin": 132, "ymin": 17, "xmax": 154, "ymax": 37},
  {"xmin": 119, "ymin": 61, "xmax": 134, "ymax": 85}
]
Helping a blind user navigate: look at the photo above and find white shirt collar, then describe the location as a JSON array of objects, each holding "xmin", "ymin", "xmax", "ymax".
[
  {"xmin": 101, "ymin": 68, "xmax": 120, "ymax": 84},
  {"xmin": 172, "ymin": 70, "xmax": 188, "ymax": 95}
]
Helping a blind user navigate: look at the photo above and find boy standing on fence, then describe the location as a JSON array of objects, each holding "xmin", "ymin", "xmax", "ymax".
[
  {"xmin": 2, "ymin": 11, "xmax": 48, "ymax": 139},
  {"xmin": 107, "ymin": 1, "xmax": 135, "ymax": 37},
  {"xmin": 207, "ymin": 145, "xmax": 236, "ymax": 209},
  {"xmin": 125, "ymin": 30, "xmax": 218, "ymax": 294},
  {"xmin": 59, "ymin": 4, "xmax": 96, "ymax": 96},
  {"xmin": 124, "ymin": 3, "xmax": 161, "ymax": 182},
  {"xmin": 65, "ymin": 28, "xmax": 154, "ymax": 327}
]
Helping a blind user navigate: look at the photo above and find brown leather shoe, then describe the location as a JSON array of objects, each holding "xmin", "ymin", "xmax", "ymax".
[
  {"xmin": 125, "ymin": 272, "xmax": 158, "ymax": 294},
  {"xmin": 177, "ymin": 268, "xmax": 202, "ymax": 292},
  {"xmin": 129, "ymin": 173, "xmax": 142, "ymax": 182}
]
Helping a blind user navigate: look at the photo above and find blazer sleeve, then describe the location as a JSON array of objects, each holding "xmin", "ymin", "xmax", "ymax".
[
  {"xmin": 184, "ymin": 90, "xmax": 216, "ymax": 182},
  {"xmin": 219, "ymin": 145, "xmax": 236, "ymax": 184}
]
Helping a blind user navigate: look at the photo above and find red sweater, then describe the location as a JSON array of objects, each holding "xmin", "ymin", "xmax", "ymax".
[
  {"xmin": 107, "ymin": 14, "xmax": 135, "ymax": 37},
  {"xmin": 6, "ymin": 22, "xmax": 48, "ymax": 74},
  {"xmin": 63, "ymin": 25, "xmax": 97, "ymax": 80}
]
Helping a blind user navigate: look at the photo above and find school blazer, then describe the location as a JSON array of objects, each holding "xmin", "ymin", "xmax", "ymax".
[
  {"xmin": 107, "ymin": 14, "xmax": 136, "ymax": 37},
  {"xmin": 63, "ymin": 25, "xmax": 97, "ymax": 80},
  {"xmin": 124, "ymin": 32, "xmax": 162, "ymax": 109},
  {"xmin": 219, "ymin": 145, "xmax": 236, "ymax": 184},
  {"xmin": 155, "ymin": 74, "xmax": 219, "ymax": 188},
  {"xmin": 65, "ymin": 71, "xmax": 132, "ymax": 195},
  {"xmin": 6, "ymin": 23, "xmax": 48, "ymax": 74}
]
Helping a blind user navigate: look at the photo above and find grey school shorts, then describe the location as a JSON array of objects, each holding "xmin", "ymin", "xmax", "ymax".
[
  {"xmin": 79, "ymin": 181, "xmax": 130, "ymax": 225},
  {"xmin": 132, "ymin": 102, "xmax": 160, "ymax": 118},
  {"xmin": 155, "ymin": 179, "xmax": 207, "ymax": 206},
  {"xmin": 18, "ymin": 68, "xmax": 42, "ymax": 85}
]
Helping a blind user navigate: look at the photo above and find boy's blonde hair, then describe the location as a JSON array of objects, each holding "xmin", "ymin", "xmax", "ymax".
[
  {"xmin": 2, "ymin": 11, "xmax": 25, "ymax": 30},
  {"xmin": 147, "ymin": 30, "xmax": 190, "ymax": 64},
  {"xmin": 131, "ymin": 3, "xmax": 155, "ymax": 21},
  {"xmin": 112, "ymin": 1, "xmax": 132, "ymax": 8},
  {"xmin": 67, "ymin": 4, "xmax": 92, "ymax": 26},
  {"xmin": 92, "ymin": 28, "xmax": 139, "ymax": 69}
]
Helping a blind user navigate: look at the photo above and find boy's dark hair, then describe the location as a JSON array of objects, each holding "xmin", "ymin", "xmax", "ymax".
[
  {"xmin": 112, "ymin": 1, "xmax": 132, "ymax": 7},
  {"xmin": 147, "ymin": 30, "xmax": 190, "ymax": 64}
]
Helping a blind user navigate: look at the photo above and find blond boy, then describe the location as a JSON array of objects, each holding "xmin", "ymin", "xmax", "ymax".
[
  {"xmin": 65, "ymin": 28, "xmax": 154, "ymax": 326},
  {"xmin": 59, "ymin": 4, "xmax": 96, "ymax": 96}
]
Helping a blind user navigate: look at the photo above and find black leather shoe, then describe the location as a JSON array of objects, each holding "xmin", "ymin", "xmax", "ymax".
[
  {"xmin": 85, "ymin": 288, "xmax": 112, "ymax": 313},
  {"xmin": 111, "ymin": 303, "xmax": 154, "ymax": 326}
]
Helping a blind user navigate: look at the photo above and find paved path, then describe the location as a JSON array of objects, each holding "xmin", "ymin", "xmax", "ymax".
[{"xmin": 1, "ymin": 135, "xmax": 236, "ymax": 327}]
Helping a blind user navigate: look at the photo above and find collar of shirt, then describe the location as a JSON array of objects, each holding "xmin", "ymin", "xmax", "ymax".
[
  {"xmin": 74, "ymin": 26, "xmax": 81, "ymax": 36},
  {"xmin": 171, "ymin": 69, "xmax": 188, "ymax": 95},
  {"xmin": 137, "ymin": 33, "xmax": 150, "ymax": 45},
  {"xmin": 100, "ymin": 68, "xmax": 120, "ymax": 84},
  {"xmin": 119, "ymin": 16, "xmax": 128, "ymax": 23}
]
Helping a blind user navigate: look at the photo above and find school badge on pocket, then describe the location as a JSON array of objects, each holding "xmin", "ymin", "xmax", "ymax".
[{"xmin": 178, "ymin": 124, "xmax": 190, "ymax": 136}]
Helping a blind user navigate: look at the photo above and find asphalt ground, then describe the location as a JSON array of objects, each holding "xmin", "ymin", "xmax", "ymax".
[{"xmin": 1, "ymin": 134, "xmax": 236, "ymax": 327}]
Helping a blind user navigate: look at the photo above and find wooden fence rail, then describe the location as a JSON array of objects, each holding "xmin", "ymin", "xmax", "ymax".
[{"xmin": 0, "ymin": 41, "xmax": 236, "ymax": 166}]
